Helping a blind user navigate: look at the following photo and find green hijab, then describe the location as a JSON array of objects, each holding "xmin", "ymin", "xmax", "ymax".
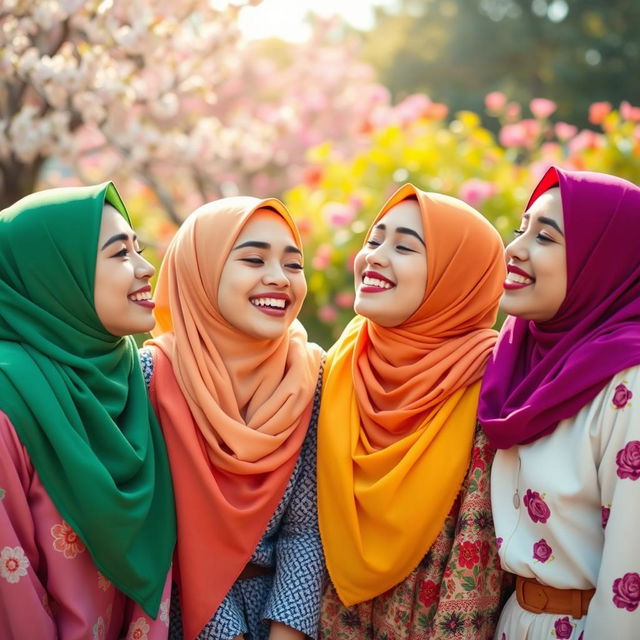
[{"xmin": 0, "ymin": 183, "xmax": 175, "ymax": 616}]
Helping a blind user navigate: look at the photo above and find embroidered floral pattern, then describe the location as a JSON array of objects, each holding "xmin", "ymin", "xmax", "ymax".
[
  {"xmin": 51, "ymin": 520, "xmax": 86, "ymax": 559},
  {"xmin": 0, "ymin": 546, "xmax": 29, "ymax": 583},
  {"xmin": 92, "ymin": 616, "xmax": 106, "ymax": 640},
  {"xmin": 127, "ymin": 616, "xmax": 150, "ymax": 640},
  {"xmin": 612, "ymin": 572, "xmax": 640, "ymax": 611},
  {"xmin": 532, "ymin": 538, "xmax": 553, "ymax": 563},
  {"xmin": 96, "ymin": 571, "xmax": 111, "ymax": 591},
  {"xmin": 496, "ymin": 537, "xmax": 503, "ymax": 549},
  {"xmin": 616, "ymin": 440, "xmax": 640, "ymax": 480},
  {"xmin": 553, "ymin": 616, "xmax": 574, "ymax": 638},
  {"xmin": 601, "ymin": 505, "xmax": 611, "ymax": 529},
  {"xmin": 523, "ymin": 489, "xmax": 551, "ymax": 523},
  {"xmin": 320, "ymin": 426, "xmax": 509, "ymax": 640},
  {"xmin": 612, "ymin": 383, "xmax": 633, "ymax": 409}
]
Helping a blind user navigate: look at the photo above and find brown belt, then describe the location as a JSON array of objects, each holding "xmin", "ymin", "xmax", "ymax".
[
  {"xmin": 516, "ymin": 575, "xmax": 594, "ymax": 619},
  {"xmin": 238, "ymin": 562, "xmax": 274, "ymax": 580}
]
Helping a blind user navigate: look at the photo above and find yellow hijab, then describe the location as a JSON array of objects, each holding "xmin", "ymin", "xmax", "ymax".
[{"xmin": 317, "ymin": 185, "xmax": 505, "ymax": 604}]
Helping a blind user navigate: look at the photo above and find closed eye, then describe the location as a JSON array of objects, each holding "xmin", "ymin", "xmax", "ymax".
[{"xmin": 241, "ymin": 257, "xmax": 264, "ymax": 265}]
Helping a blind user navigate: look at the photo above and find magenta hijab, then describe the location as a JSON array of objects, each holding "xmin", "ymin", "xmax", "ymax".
[{"xmin": 479, "ymin": 167, "xmax": 640, "ymax": 449}]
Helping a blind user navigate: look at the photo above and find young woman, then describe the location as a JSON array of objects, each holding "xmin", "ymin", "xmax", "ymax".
[
  {"xmin": 0, "ymin": 184, "xmax": 175, "ymax": 638},
  {"xmin": 318, "ymin": 184, "xmax": 508, "ymax": 639},
  {"xmin": 141, "ymin": 197, "xmax": 325, "ymax": 640},
  {"xmin": 479, "ymin": 167, "xmax": 640, "ymax": 639}
]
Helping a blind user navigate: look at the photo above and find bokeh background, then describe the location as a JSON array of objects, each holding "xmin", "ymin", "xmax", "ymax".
[{"xmin": 2, "ymin": 0, "xmax": 639, "ymax": 347}]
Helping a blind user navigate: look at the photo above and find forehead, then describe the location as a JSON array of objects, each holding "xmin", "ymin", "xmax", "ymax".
[
  {"xmin": 236, "ymin": 210, "xmax": 297, "ymax": 245},
  {"xmin": 376, "ymin": 199, "xmax": 423, "ymax": 232},
  {"xmin": 99, "ymin": 204, "xmax": 131, "ymax": 236},
  {"xmin": 526, "ymin": 188, "xmax": 563, "ymax": 223}
]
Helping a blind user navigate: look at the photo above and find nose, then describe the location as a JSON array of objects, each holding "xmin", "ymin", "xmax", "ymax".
[
  {"xmin": 134, "ymin": 253, "xmax": 155, "ymax": 280},
  {"xmin": 505, "ymin": 233, "xmax": 528, "ymax": 263},
  {"xmin": 365, "ymin": 243, "xmax": 390, "ymax": 268},
  {"xmin": 262, "ymin": 261, "xmax": 289, "ymax": 287}
]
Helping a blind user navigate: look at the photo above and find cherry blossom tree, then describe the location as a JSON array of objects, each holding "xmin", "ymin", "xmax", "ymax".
[{"xmin": 0, "ymin": 0, "xmax": 389, "ymax": 222}]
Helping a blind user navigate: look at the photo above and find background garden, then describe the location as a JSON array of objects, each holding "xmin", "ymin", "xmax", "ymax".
[{"xmin": 2, "ymin": 0, "xmax": 639, "ymax": 346}]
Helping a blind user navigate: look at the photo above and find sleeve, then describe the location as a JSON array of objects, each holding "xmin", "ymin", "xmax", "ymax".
[
  {"xmin": 583, "ymin": 370, "xmax": 640, "ymax": 639},
  {"xmin": 188, "ymin": 589, "xmax": 248, "ymax": 640},
  {"xmin": 262, "ymin": 377, "xmax": 326, "ymax": 638},
  {"xmin": 0, "ymin": 412, "xmax": 57, "ymax": 639}
]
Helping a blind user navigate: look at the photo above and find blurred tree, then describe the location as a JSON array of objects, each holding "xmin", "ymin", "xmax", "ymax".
[
  {"xmin": 0, "ymin": 1, "xmax": 388, "ymax": 221},
  {"xmin": 361, "ymin": 0, "xmax": 640, "ymax": 127}
]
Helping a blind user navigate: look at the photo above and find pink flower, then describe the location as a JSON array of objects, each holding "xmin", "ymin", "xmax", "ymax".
[
  {"xmin": 505, "ymin": 102, "xmax": 522, "ymax": 122},
  {"xmin": 568, "ymin": 130, "xmax": 603, "ymax": 155},
  {"xmin": 499, "ymin": 123, "xmax": 527, "ymax": 148},
  {"xmin": 318, "ymin": 305, "xmax": 337, "ymax": 324},
  {"xmin": 616, "ymin": 440, "xmax": 640, "ymax": 480},
  {"xmin": 322, "ymin": 201, "xmax": 356, "ymax": 227},
  {"xmin": 0, "ymin": 546, "xmax": 29, "ymax": 584},
  {"xmin": 613, "ymin": 572, "xmax": 640, "ymax": 611},
  {"xmin": 553, "ymin": 616, "xmax": 574, "ymax": 639},
  {"xmin": 601, "ymin": 505, "xmax": 611, "ymax": 529},
  {"xmin": 496, "ymin": 537, "xmax": 503, "ymax": 549},
  {"xmin": 612, "ymin": 383, "xmax": 633, "ymax": 409},
  {"xmin": 620, "ymin": 101, "xmax": 640, "ymax": 122},
  {"xmin": 532, "ymin": 538, "xmax": 552, "ymax": 563},
  {"xmin": 311, "ymin": 244, "xmax": 331, "ymax": 270},
  {"xmin": 334, "ymin": 291, "xmax": 355, "ymax": 309},
  {"xmin": 485, "ymin": 91, "xmax": 507, "ymax": 113},
  {"xmin": 459, "ymin": 178, "xmax": 496, "ymax": 208},
  {"xmin": 127, "ymin": 617, "xmax": 150, "ymax": 640},
  {"xmin": 530, "ymin": 98, "xmax": 556, "ymax": 119},
  {"xmin": 555, "ymin": 122, "xmax": 578, "ymax": 141},
  {"xmin": 523, "ymin": 489, "xmax": 551, "ymax": 523},
  {"xmin": 588, "ymin": 101, "xmax": 612, "ymax": 125}
]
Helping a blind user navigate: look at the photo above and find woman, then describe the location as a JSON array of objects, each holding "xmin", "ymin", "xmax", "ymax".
[
  {"xmin": 0, "ymin": 184, "xmax": 175, "ymax": 638},
  {"xmin": 318, "ymin": 184, "xmax": 508, "ymax": 639},
  {"xmin": 479, "ymin": 167, "xmax": 640, "ymax": 639},
  {"xmin": 141, "ymin": 197, "xmax": 325, "ymax": 640}
]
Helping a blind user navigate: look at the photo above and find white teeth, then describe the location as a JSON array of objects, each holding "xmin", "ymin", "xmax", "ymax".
[
  {"xmin": 362, "ymin": 276, "xmax": 392, "ymax": 289},
  {"xmin": 506, "ymin": 273, "xmax": 533, "ymax": 284},
  {"xmin": 129, "ymin": 291, "xmax": 151, "ymax": 301},
  {"xmin": 251, "ymin": 297, "xmax": 286, "ymax": 309}
]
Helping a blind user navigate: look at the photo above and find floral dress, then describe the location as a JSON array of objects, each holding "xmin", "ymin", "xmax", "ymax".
[
  {"xmin": 492, "ymin": 366, "xmax": 640, "ymax": 639},
  {"xmin": 0, "ymin": 410, "xmax": 172, "ymax": 640},
  {"xmin": 320, "ymin": 425, "xmax": 511, "ymax": 640}
]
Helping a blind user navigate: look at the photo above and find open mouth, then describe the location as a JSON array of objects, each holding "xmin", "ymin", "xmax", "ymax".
[
  {"xmin": 360, "ymin": 270, "xmax": 396, "ymax": 293},
  {"xmin": 249, "ymin": 295, "xmax": 290, "ymax": 317},
  {"xmin": 128, "ymin": 286, "xmax": 155, "ymax": 308},
  {"xmin": 504, "ymin": 265, "xmax": 534, "ymax": 290}
]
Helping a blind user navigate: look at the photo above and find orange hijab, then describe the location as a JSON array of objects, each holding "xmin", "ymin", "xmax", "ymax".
[
  {"xmin": 146, "ymin": 197, "xmax": 323, "ymax": 640},
  {"xmin": 317, "ymin": 184, "xmax": 505, "ymax": 605}
]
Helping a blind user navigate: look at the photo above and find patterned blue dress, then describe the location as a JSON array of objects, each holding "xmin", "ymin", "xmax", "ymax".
[{"xmin": 140, "ymin": 348, "xmax": 326, "ymax": 640}]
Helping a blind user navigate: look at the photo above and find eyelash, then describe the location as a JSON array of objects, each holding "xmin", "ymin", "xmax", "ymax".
[
  {"xmin": 114, "ymin": 248, "xmax": 144, "ymax": 257},
  {"xmin": 512, "ymin": 229, "xmax": 554, "ymax": 243},
  {"xmin": 240, "ymin": 258, "xmax": 303, "ymax": 270},
  {"xmin": 366, "ymin": 239, "xmax": 414, "ymax": 252}
]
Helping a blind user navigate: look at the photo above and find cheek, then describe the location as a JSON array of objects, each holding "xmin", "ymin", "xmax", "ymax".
[{"xmin": 353, "ymin": 250, "xmax": 367, "ymax": 277}]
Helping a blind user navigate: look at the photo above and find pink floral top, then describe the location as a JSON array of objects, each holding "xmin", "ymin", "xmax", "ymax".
[
  {"xmin": 492, "ymin": 367, "xmax": 640, "ymax": 639},
  {"xmin": 0, "ymin": 410, "xmax": 172, "ymax": 640}
]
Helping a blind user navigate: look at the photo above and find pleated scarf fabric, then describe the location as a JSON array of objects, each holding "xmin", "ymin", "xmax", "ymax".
[
  {"xmin": 479, "ymin": 167, "xmax": 640, "ymax": 448},
  {"xmin": 146, "ymin": 197, "xmax": 323, "ymax": 639},
  {"xmin": 0, "ymin": 184, "xmax": 175, "ymax": 616},
  {"xmin": 317, "ymin": 184, "xmax": 505, "ymax": 604}
]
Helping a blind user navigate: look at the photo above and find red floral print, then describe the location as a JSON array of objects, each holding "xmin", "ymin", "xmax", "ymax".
[
  {"xmin": 418, "ymin": 580, "xmax": 439, "ymax": 608},
  {"xmin": 601, "ymin": 505, "xmax": 611, "ymax": 529},
  {"xmin": 532, "ymin": 538, "xmax": 553, "ymax": 563},
  {"xmin": 616, "ymin": 440, "xmax": 640, "ymax": 480},
  {"xmin": 612, "ymin": 572, "xmax": 640, "ymax": 611},
  {"xmin": 553, "ymin": 616, "xmax": 574, "ymax": 638},
  {"xmin": 612, "ymin": 383, "xmax": 633, "ymax": 408},
  {"xmin": 523, "ymin": 489, "xmax": 551, "ymax": 523},
  {"xmin": 458, "ymin": 541, "xmax": 480, "ymax": 569}
]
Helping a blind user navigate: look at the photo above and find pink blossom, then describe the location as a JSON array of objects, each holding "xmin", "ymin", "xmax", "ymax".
[
  {"xmin": 322, "ymin": 201, "xmax": 356, "ymax": 227},
  {"xmin": 318, "ymin": 305, "xmax": 338, "ymax": 323},
  {"xmin": 485, "ymin": 91, "xmax": 507, "ymax": 113},
  {"xmin": 568, "ymin": 130, "xmax": 603, "ymax": 155},
  {"xmin": 312, "ymin": 244, "xmax": 332, "ymax": 271},
  {"xmin": 555, "ymin": 122, "xmax": 578, "ymax": 141},
  {"xmin": 459, "ymin": 178, "xmax": 496, "ymax": 208},
  {"xmin": 530, "ymin": 98, "xmax": 556, "ymax": 119},
  {"xmin": 589, "ymin": 101, "xmax": 612, "ymax": 125},
  {"xmin": 335, "ymin": 291, "xmax": 355, "ymax": 309},
  {"xmin": 499, "ymin": 123, "xmax": 527, "ymax": 148},
  {"xmin": 620, "ymin": 101, "xmax": 640, "ymax": 122},
  {"xmin": 505, "ymin": 102, "xmax": 522, "ymax": 122}
]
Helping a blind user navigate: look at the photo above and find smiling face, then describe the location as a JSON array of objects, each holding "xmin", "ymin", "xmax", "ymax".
[
  {"xmin": 353, "ymin": 199, "xmax": 427, "ymax": 327},
  {"xmin": 502, "ymin": 187, "xmax": 567, "ymax": 322},
  {"xmin": 217, "ymin": 210, "xmax": 307, "ymax": 339},
  {"xmin": 94, "ymin": 204, "xmax": 156, "ymax": 336}
]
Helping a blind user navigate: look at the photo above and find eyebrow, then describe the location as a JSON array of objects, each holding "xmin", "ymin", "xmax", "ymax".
[
  {"xmin": 233, "ymin": 240, "xmax": 302, "ymax": 255},
  {"xmin": 101, "ymin": 232, "xmax": 137, "ymax": 250},
  {"xmin": 523, "ymin": 214, "xmax": 564, "ymax": 236},
  {"xmin": 374, "ymin": 223, "xmax": 426, "ymax": 247}
]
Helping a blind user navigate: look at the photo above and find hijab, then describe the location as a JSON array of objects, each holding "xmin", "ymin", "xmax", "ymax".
[
  {"xmin": 146, "ymin": 197, "xmax": 323, "ymax": 639},
  {"xmin": 479, "ymin": 167, "xmax": 640, "ymax": 448},
  {"xmin": 0, "ymin": 183, "xmax": 175, "ymax": 616},
  {"xmin": 317, "ymin": 184, "xmax": 505, "ymax": 604}
]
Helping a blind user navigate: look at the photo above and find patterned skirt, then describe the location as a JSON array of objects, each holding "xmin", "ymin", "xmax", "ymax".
[{"xmin": 319, "ymin": 426, "xmax": 513, "ymax": 640}]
